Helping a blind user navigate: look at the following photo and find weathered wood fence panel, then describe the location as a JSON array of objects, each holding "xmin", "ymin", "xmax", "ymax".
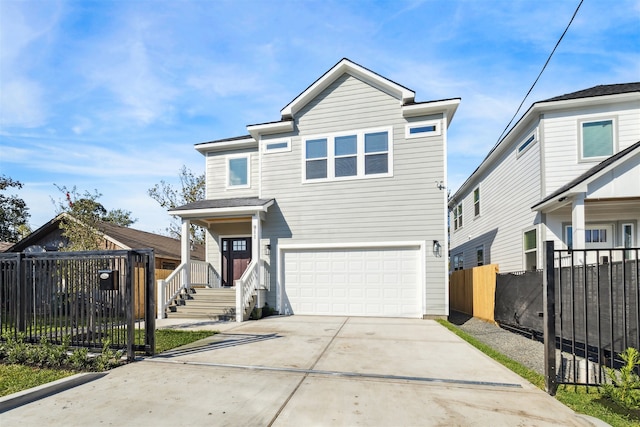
[{"xmin": 449, "ymin": 264, "xmax": 498, "ymax": 322}]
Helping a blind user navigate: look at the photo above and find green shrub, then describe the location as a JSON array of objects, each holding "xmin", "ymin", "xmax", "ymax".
[{"xmin": 601, "ymin": 347, "xmax": 640, "ymax": 410}]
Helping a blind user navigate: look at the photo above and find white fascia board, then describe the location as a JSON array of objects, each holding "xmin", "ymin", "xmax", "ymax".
[
  {"xmin": 280, "ymin": 59, "xmax": 415, "ymax": 119},
  {"xmin": 247, "ymin": 121, "xmax": 294, "ymax": 140},
  {"xmin": 402, "ymin": 99, "xmax": 461, "ymax": 125},
  {"xmin": 195, "ymin": 138, "xmax": 257, "ymax": 154},
  {"xmin": 170, "ymin": 200, "xmax": 274, "ymax": 219}
]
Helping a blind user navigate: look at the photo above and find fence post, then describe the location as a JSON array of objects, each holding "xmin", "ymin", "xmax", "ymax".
[
  {"xmin": 126, "ymin": 251, "xmax": 135, "ymax": 361},
  {"xmin": 543, "ymin": 240, "xmax": 557, "ymax": 395},
  {"xmin": 16, "ymin": 253, "xmax": 26, "ymax": 334},
  {"xmin": 144, "ymin": 250, "xmax": 156, "ymax": 356}
]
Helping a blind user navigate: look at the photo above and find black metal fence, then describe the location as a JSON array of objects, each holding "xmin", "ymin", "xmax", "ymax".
[
  {"xmin": 0, "ymin": 249, "xmax": 155, "ymax": 360},
  {"xmin": 543, "ymin": 243, "xmax": 640, "ymax": 394}
]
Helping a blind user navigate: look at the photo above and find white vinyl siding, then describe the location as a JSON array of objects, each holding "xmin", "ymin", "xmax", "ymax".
[
  {"xmin": 260, "ymin": 74, "xmax": 448, "ymax": 315},
  {"xmin": 206, "ymin": 147, "xmax": 259, "ymax": 199},
  {"xmin": 543, "ymin": 101, "xmax": 639, "ymax": 197},
  {"xmin": 449, "ymin": 125, "xmax": 541, "ymax": 273}
]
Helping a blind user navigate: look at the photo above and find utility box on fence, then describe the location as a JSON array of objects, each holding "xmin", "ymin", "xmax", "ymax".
[{"xmin": 99, "ymin": 269, "xmax": 119, "ymax": 290}]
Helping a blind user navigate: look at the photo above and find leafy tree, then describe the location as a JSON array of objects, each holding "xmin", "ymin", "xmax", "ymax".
[
  {"xmin": 148, "ymin": 166, "xmax": 205, "ymax": 244},
  {"xmin": 0, "ymin": 175, "xmax": 31, "ymax": 242},
  {"xmin": 53, "ymin": 185, "xmax": 137, "ymax": 251}
]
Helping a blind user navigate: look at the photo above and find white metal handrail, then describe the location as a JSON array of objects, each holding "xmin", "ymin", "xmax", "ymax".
[{"xmin": 235, "ymin": 260, "xmax": 258, "ymax": 322}]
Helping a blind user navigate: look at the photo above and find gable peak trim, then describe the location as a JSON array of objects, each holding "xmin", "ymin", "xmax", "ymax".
[{"xmin": 280, "ymin": 58, "xmax": 415, "ymax": 119}]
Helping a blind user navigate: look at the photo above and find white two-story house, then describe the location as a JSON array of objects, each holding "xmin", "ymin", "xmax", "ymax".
[
  {"xmin": 449, "ymin": 83, "xmax": 640, "ymax": 273},
  {"xmin": 167, "ymin": 59, "xmax": 460, "ymax": 320}
]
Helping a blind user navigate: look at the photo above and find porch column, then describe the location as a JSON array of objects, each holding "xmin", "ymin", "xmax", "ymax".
[
  {"xmin": 181, "ymin": 219, "xmax": 191, "ymax": 290},
  {"xmin": 252, "ymin": 213, "xmax": 262, "ymax": 287},
  {"xmin": 571, "ymin": 193, "xmax": 585, "ymax": 264}
]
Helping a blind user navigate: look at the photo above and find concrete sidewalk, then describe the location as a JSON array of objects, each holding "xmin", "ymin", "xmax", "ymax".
[{"xmin": 2, "ymin": 316, "xmax": 605, "ymax": 426}]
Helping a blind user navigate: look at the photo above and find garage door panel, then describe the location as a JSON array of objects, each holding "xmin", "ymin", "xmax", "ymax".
[{"xmin": 284, "ymin": 247, "xmax": 420, "ymax": 318}]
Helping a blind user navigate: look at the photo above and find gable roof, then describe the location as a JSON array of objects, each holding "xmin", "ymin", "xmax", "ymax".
[
  {"xmin": 531, "ymin": 140, "xmax": 640, "ymax": 211},
  {"xmin": 6, "ymin": 215, "xmax": 204, "ymax": 260},
  {"xmin": 280, "ymin": 58, "xmax": 416, "ymax": 120}
]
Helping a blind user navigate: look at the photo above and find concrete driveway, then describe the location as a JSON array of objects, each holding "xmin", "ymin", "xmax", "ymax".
[{"xmin": 2, "ymin": 316, "xmax": 602, "ymax": 426}]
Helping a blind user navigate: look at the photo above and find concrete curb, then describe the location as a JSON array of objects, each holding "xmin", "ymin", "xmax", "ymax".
[{"xmin": 0, "ymin": 371, "xmax": 107, "ymax": 413}]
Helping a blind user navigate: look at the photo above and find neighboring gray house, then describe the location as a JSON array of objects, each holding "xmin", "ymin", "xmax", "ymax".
[
  {"xmin": 168, "ymin": 58, "xmax": 460, "ymax": 319},
  {"xmin": 449, "ymin": 83, "xmax": 640, "ymax": 273}
]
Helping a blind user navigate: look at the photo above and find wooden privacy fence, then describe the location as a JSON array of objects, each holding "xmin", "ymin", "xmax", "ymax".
[{"xmin": 449, "ymin": 264, "xmax": 499, "ymax": 322}]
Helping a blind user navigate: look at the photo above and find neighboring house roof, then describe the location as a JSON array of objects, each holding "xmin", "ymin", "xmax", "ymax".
[
  {"xmin": 542, "ymin": 83, "xmax": 640, "ymax": 102},
  {"xmin": 0, "ymin": 242, "xmax": 13, "ymax": 252},
  {"xmin": 532, "ymin": 140, "xmax": 640, "ymax": 211},
  {"xmin": 6, "ymin": 215, "xmax": 204, "ymax": 261},
  {"xmin": 449, "ymin": 82, "xmax": 640, "ymax": 206}
]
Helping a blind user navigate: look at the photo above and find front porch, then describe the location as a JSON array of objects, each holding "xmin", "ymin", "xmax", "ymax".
[{"xmin": 157, "ymin": 197, "xmax": 275, "ymax": 322}]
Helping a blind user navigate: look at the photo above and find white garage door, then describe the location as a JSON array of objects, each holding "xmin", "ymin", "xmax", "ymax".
[{"xmin": 283, "ymin": 247, "xmax": 421, "ymax": 317}]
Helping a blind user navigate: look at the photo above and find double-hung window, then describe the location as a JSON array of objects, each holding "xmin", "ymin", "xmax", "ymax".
[
  {"xmin": 227, "ymin": 155, "xmax": 250, "ymax": 188},
  {"xmin": 473, "ymin": 187, "xmax": 480, "ymax": 217},
  {"xmin": 524, "ymin": 229, "xmax": 537, "ymax": 271},
  {"xmin": 453, "ymin": 203, "xmax": 463, "ymax": 231},
  {"xmin": 303, "ymin": 127, "xmax": 392, "ymax": 182},
  {"xmin": 580, "ymin": 119, "xmax": 614, "ymax": 161},
  {"xmin": 305, "ymin": 138, "xmax": 328, "ymax": 179}
]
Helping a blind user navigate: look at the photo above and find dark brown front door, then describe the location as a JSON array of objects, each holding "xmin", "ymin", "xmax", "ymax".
[{"xmin": 221, "ymin": 238, "xmax": 252, "ymax": 286}]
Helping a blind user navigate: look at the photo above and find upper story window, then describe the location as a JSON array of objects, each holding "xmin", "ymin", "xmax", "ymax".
[
  {"xmin": 517, "ymin": 131, "xmax": 537, "ymax": 157},
  {"xmin": 263, "ymin": 139, "xmax": 291, "ymax": 153},
  {"xmin": 405, "ymin": 120, "xmax": 441, "ymax": 139},
  {"xmin": 473, "ymin": 187, "xmax": 480, "ymax": 217},
  {"xmin": 453, "ymin": 203, "xmax": 463, "ymax": 231},
  {"xmin": 227, "ymin": 154, "xmax": 250, "ymax": 188},
  {"xmin": 303, "ymin": 127, "xmax": 392, "ymax": 182},
  {"xmin": 580, "ymin": 119, "xmax": 614, "ymax": 161}
]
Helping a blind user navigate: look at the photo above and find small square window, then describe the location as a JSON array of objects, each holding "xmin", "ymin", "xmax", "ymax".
[{"xmin": 581, "ymin": 119, "xmax": 614, "ymax": 160}]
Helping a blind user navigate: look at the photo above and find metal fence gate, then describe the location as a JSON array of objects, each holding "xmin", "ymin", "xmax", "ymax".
[
  {"xmin": 543, "ymin": 242, "xmax": 640, "ymax": 394},
  {"xmin": 0, "ymin": 249, "xmax": 155, "ymax": 360}
]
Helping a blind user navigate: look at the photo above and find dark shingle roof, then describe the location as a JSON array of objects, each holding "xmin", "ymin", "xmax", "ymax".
[
  {"xmin": 542, "ymin": 83, "xmax": 640, "ymax": 102},
  {"xmin": 98, "ymin": 222, "xmax": 204, "ymax": 260},
  {"xmin": 170, "ymin": 197, "xmax": 274, "ymax": 212},
  {"xmin": 195, "ymin": 134, "xmax": 253, "ymax": 146},
  {"xmin": 532, "ymin": 140, "xmax": 640, "ymax": 209}
]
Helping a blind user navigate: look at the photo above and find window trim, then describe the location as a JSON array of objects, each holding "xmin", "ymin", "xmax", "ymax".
[
  {"xmin": 476, "ymin": 245, "xmax": 484, "ymax": 267},
  {"xmin": 578, "ymin": 117, "xmax": 617, "ymax": 162},
  {"xmin": 523, "ymin": 227, "xmax": 537, "ymax": 271},
  {"xmin": 226, "ymin": 154, "xmax": 251, "ymax": 189},
  {"xmin": 473, "ymin": 187, "xmax": 480, "ymax": 217},
  {"xmin": 517, "ymin": 130, "xmax": 537, "ymax": 157},
  {"xmin": 453, "ymin": 253, "xmax": 464, "ymax": 271},
  {"xmin": 263, "ymin": 138, "xmax": 291, "ymax": 154},
  {"xmin": 405, "ymin": 120, "xmax": 441, "ymax": 139},
  {"xmin": 453, "ymin": 202, "xmax": 463, "ymax": 231},
  {"xmin": 302, "ymin": 126, "xmax": 393, "ymax": 183}
]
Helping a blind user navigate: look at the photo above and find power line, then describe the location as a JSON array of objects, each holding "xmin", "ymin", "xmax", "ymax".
[{"xmin": 495, "ymin": 0, "xmax": 584, "ymax": 144}]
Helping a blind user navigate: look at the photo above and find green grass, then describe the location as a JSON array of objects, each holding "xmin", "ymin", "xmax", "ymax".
[
  {"xmin": 0, "ymin": 364, "xmax": 76, "ymax": 397},
  {"xmin": 437, "ymin": 319, "xmax": 640, "ymax": 427},
  {"xmin": 153, "ymin": 329, "xmax": 218, "ymax": 354},
  {"xmin": 0, "ymin": 329, "xmax": 218, "ymax": 398}
]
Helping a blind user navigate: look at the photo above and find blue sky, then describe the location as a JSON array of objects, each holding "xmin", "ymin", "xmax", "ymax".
[{"xmin": 1, "ymin": 0, "xmax": 639, "ymax": 235}]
